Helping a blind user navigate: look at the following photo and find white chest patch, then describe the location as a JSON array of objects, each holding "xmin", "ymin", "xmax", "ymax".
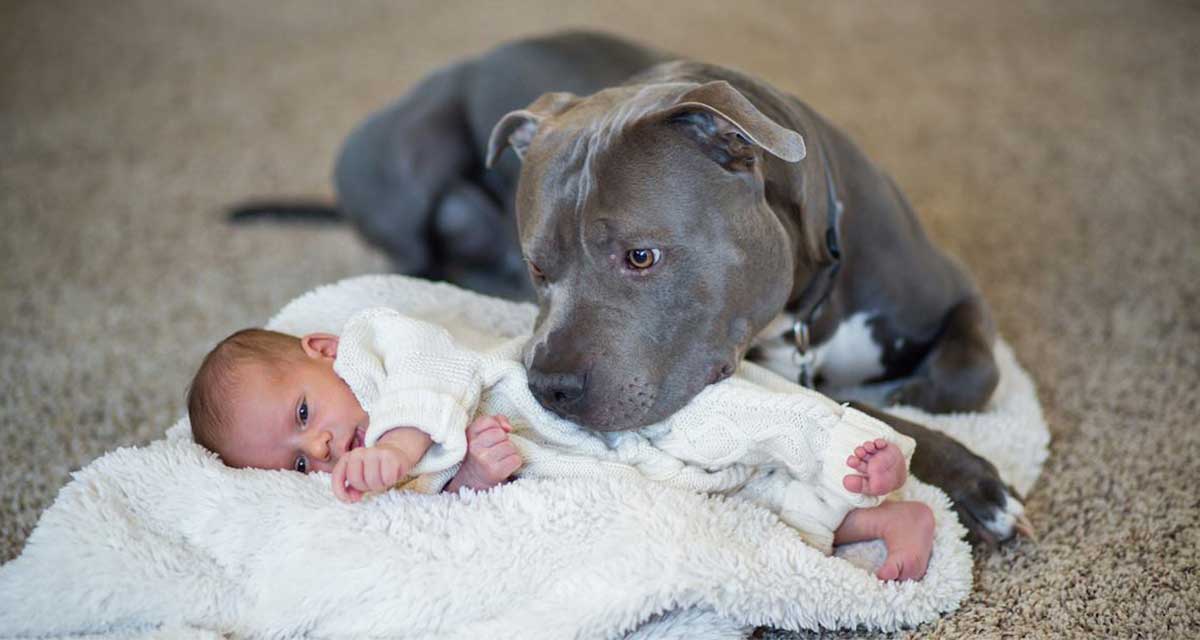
[{"xmin": 751, "ymin": 311, "xmax": 886, "ymax": 387}]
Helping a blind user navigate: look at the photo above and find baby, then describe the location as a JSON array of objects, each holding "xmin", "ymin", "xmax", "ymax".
[{"xmin": 188, "ymin": 307, "xmax": 935, "ymax": 581}]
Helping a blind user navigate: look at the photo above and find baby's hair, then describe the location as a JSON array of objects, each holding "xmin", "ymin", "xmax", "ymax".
[{"xmin": 187, "ymin": 328, "xmax": 305, "ymax": 458}]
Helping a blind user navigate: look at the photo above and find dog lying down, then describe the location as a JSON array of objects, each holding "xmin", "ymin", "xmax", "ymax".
[{"xmin": 0, "ymin": 275, "xmax": 1049, "ymax": 639}]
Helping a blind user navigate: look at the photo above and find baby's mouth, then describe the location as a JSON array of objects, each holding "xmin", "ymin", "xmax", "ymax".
[{"xmin": 348, "ymin": 425, "xmax": 365, "ymax": 453}]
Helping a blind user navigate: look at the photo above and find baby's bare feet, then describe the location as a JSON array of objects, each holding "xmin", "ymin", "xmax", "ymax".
[
  {"xmin": 876, "ymin": 501, "xmax": 935, "ymax": 581},
  {"xmin": 843, "ymin": 438, "xmax": 906, "ymax": 496}
]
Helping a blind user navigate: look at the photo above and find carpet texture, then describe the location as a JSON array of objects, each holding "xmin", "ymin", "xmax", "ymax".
[{"xmin": 1, "ymin": 0, "xmax": 1196, "ymax": 637}]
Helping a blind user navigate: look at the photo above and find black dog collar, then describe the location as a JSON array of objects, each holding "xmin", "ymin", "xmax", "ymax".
[{"xmin": 790, "ymin": 159, "xmax": 844, "ymax": 387}]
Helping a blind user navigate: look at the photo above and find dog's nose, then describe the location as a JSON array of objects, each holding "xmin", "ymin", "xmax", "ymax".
[{"xmin": 527, "ymin": 369, "xmax": 587, "ymax": 413}]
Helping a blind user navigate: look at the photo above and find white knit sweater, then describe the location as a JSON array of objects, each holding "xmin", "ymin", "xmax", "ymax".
[{"xmin": 334, "ymin": 307, "xmax": 915, "ymax": 552}]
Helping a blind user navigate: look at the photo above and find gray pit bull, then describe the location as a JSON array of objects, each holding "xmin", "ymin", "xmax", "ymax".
[{"xmin": 232, "ymin": 31, "xmax": 1031, "ymax": 544}]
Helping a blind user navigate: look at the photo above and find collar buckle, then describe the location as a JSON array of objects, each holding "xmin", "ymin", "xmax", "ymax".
[{"xmin": 792, "ymin": 317, "xmax": 816, "ymax": 388}]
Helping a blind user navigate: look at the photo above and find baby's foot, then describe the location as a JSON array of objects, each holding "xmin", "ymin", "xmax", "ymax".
[
  {"xmin": 843, "ymin": 438, "xmax": 906, "ymax": 496},
  {"xmin": 876, "ymin": 501, "xmax": 935, "ymax": 581}
]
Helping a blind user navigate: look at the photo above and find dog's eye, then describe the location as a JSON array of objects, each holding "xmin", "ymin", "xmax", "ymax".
[{"xmin": 625, "ymin": 248, "xmax": 661, "ymax": 270}]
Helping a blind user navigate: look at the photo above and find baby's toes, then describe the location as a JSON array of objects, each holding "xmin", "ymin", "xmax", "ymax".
[
  {"xmin": 842, "ymin": 474, "xmax": 868, "ymax": 494},
  {"xmin": 876, "ymin": 558, "xmax": 902, "ymax": 581},
  {"xmin": 899, "ymin": 559, "xmax": 928, "ymax": 581}
]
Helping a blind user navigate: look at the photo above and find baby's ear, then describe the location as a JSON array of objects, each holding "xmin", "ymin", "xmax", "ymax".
[{"xmin": 301, "ymin": 333, "xmax": 339, "ymax": 360}]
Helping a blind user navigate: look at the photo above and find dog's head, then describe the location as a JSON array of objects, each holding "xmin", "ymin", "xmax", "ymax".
[{"xmin": 488, "ymin": 80, "xmax": 808, "ymax": 430}]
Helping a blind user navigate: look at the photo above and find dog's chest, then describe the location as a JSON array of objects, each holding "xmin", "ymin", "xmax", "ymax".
[{"xmin": 747, "ymin": 312, "xmax": 892, "ymax": 387}]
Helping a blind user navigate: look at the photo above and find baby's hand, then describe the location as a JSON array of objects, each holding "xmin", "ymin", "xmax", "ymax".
[
  {"xmin": 445, "ymin": 415, "xmax": 523, "ymax": 492},
  {"xmin": 332, "ymin": 427, "xmax": 431, "ymax": 503}
]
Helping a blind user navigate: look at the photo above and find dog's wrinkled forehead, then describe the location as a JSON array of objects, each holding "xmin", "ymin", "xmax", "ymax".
[
  {"xmin": 494, "ymin": 79, "xmax": 807, "ymax": 244},
  {"xmin": 517, "ymin": 86, "xmax": 695, "ymax": 202},
  {"xmin": 514, "ymin": 83, "xmax": 754, "ymax": 247},
  {"xmin": 554, "ymin": 83, "xmax": 699, "ymax": 154}
]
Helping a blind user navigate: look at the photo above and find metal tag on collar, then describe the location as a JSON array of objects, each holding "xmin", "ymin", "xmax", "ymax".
[{"xmin": 792, "ymin": 317, "xmax": 816, "ymax": 388}]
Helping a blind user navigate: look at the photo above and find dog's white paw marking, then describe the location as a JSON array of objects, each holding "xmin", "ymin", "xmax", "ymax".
[{"xmin": 982, "ymin": 491, "xmax": 1025, "ymax": 539}]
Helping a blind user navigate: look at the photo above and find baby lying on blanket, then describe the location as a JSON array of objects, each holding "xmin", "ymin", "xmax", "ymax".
[{"xmin": 187, "ymin": 307, "xmax": 935, "ymax": 580}]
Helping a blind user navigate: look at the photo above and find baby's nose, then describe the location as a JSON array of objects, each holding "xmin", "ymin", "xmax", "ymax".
[{"xmin": 303, "ymin": 431, "xmax": 332, "ymax": 461}]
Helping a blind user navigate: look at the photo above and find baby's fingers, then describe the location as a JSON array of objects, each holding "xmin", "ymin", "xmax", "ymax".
[
  {"xmin": 484, "ymin": 440, "xmax": 523, "ymax": 474},
  {"xmin": 362, "ymin": 453, "xmax": 384, "ymax": 493},
  {"xmin": 469, "ymin": 425, "xmax": 510, "ymax": 449},
  {"xmin": 377, "ymin": 452, "xmax": 404, "ymax": 489},
  {"xmin": 493, "ymin": 448, "xmax": 523, "ymax": 479},
  {"xmin": 332, "ymin": 457, "xmax": 362, "ymax": 503},
  {"xmin": 495, "ymin": 415, "xmax": 513, "ymax": 432},
  {"xmin": 343, "ymin": 456, "xmax": 371, "ymax": 496},
  {"xmin": 332, "ymin": 458, "xmax": 347, "ymax": 501},
  {"xmin": 466, "ymin": 415, "xmax": 500, "ymax": 439},
  {"xmin": 488, "ymin": 440, "xmax": 521, "ymax": 462}
]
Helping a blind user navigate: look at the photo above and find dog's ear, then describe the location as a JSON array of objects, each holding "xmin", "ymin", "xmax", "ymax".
[
  {"xmin": 656, "ymin": 81, "xmax": 806, "ymax": 170},
  {"xmin": 486, "ymin": 91, "xmax": 579, "ymax": 168}
]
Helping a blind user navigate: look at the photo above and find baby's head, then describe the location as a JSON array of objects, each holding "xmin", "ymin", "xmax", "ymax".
[{"xmin": 187, "ymin": 328, "xmax": 368, "ymax": 474}]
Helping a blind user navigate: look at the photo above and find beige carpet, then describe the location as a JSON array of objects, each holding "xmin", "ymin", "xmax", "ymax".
[{"xmin": 2, "ymin": 0, "xmax": 1197, "ymax": 636}]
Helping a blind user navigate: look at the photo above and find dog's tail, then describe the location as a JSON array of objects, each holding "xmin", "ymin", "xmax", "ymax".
[{"xmin": 227, "ymin": 200, "xmax": 344, "ymax": 225}]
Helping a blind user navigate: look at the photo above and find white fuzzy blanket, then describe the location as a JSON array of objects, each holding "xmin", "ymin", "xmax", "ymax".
[{"xmin": 0, "ymin": 275, "xmax": 1049, "ymax": 639}]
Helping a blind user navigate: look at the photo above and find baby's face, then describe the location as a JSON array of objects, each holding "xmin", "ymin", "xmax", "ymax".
[{"xmin": 219, "ymin": 334, "xmax": 370, "ymax": 474}]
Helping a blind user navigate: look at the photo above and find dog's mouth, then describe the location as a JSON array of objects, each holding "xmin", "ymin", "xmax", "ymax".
[
  {"xmin": 578, "ymin": 367, "xmax": 729, "ymax": 432},
  {"xmin": 550, "ymin": 374, "xmax": 659, "ymax": 433},
  {"xmin": 706, "ymin": 361, "xmax": 736, "ymax": 385}
]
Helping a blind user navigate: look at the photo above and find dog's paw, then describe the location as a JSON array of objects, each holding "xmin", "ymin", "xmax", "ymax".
[
  {"xmin": 944, "ymin": 463, "xmax": 1034, "ymax": 545},
  {"xmin": 886, "ymin": 377, "xmax": 995, "ymax": 415},
  {"xmin": 885, "ymin": 378, "xmax": 936, "ymax": 410},
  {"xmin": 904, "ymin": 422, "xmax": 1035, "ymax": 546}
]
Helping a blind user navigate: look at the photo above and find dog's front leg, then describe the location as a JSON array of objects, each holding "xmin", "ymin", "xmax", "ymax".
[
  {"xmin": 887, "ymin": 297, "xmax": 1000, "ymax": 413},
  {"xmin": 848, "ymin": 402, "xmax": 1034, "ymax": 546}
]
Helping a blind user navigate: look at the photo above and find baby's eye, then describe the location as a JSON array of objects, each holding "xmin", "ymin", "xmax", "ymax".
[
  {"xmin": 294, "ymin": 456, "xmax": 308, "ymax": 474},
  {"xmin": 298, "ymin": 400, "xmax": 309, "ymax": 426}
]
